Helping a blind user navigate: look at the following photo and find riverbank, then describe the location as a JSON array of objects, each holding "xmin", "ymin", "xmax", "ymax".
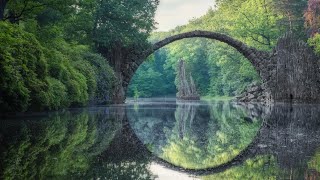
[{"xmin": 201, "ymin": 96, "xmax": 234, "ymax": 101}]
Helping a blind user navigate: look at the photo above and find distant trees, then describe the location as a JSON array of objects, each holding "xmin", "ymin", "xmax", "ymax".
[
  {"xmin": 127, "ymin": 49, "xmax": 176, "ymax": 98},
  {"xmin": 274, "ymin": 0, "xmax": 307, "ymax": 33}
]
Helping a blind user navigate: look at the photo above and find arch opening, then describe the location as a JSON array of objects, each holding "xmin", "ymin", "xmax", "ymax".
[{"xmin": 125, "ymin": 31, "xmax": 268, "ymax": 100}]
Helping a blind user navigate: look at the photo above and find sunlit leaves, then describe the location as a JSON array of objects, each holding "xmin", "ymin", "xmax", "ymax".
[{"xmin": 307, "ymin": 33, "xmax": 320, "ymax": 54}]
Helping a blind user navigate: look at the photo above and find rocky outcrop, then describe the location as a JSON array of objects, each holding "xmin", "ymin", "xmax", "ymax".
[
  {"xmin": 236, "ymin": 33, "xmax": 320, "ymax": 104},
  {"xmin": 235, "ymin": 83, "xmax": 272, "ymax": 103},
  {"xmin": 266, "ymin": 33, "xmax": 320, "ymax": 103},
  {"xmin": 176, "ymin": 59, "xmax": 200, "ymax": 100}
]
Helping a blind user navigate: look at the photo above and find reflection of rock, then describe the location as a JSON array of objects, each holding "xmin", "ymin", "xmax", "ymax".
[
  {"xmin": 234, "ymin": 102, "xmax": 273, "ymax": 121},
  {"xmin": 258, "ymin": 104, "xmax": 320, "ymax": 173},
  {"xmin": 175, "ymin": 102, "xmax": 197, "ymax": 139},
  {"xmin": 234, "ymin": 103, "xmax": 320, "ymax": 179},
  {"xmin": 235, "ymin": 83, "xmax": 272, "ymax": 104}
]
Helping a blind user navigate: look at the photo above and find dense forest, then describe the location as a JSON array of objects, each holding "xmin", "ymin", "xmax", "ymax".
[
  {"xmin": 1, "ymin": 0, "xmax": 320, "ymax": 111},
  {"xmin": 0, "ymin": 0, "xmax": 158, "ymax": 112},
  {"xmin": 128, "ymin": 0, "xmax": 320, "ymax": 98}
]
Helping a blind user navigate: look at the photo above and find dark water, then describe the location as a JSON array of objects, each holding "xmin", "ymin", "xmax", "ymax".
[{"xmin": 1, "ymin": 99, "xmax": 320, "ymax": 179}]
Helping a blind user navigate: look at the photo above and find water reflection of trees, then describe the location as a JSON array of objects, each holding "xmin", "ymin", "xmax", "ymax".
[
  {"xmin": 128, "ymin": 101, "xmax": 320, "ymax": 179},
  {"xmin": 163, "ymin": 101, "xmax": 263, "ymax": 169},
  {"xmin": 202, "ymin": 103, "xmax": 320, "ymax": 179},
  {"xmin": 70, "ymin": 120, "xmax": 156, "ymax": 180},
  {"xmin": 2, "ymin": 102, "xmax": 320, "ymax": 179},
  {"xmin": 0, "ymin": 109, "xmax": 122, "ymax": 179},
  {"xmin": 128, "ymin": 101, "xmax": 263, "ymax": 170}
]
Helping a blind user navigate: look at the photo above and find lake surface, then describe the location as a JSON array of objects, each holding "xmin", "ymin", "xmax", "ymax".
[{"xmin": 1, "ymin": 99, "xmax": 320, "ymax": 179}]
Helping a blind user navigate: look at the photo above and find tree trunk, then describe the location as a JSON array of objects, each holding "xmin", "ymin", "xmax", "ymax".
[
  {"xmin": 0, "ymin": 0, "xmax": 7, "ymax": 20},
  {"xmin": 98, "ymin": 45, "xmax": 126, "ymax": 104},
  {"xmin": 111, "ymin": 48, "xmax": 126, "ymax": 104}
]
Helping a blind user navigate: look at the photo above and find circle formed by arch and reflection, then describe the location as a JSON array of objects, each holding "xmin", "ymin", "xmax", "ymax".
[{"xmin": 126, "ymin": 99, "xmax": 264, "ymax": 170}]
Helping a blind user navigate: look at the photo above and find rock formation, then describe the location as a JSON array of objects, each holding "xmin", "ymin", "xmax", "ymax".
[
  {"xmin": 237, "ymin": 33, "xmax": 320, "ymax": 104},
  {"xmin": 177, "ymin": 59, "xmax": 200, "ymax": 100},
  {"xmin": 235, "ymin": 83, "xmax": 272, "ymax": 104}
]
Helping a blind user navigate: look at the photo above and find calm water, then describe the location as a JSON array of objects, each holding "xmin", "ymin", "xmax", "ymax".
[{"xmin": 1, "ymin": 99, "xmax": 320, "ymax": 179}]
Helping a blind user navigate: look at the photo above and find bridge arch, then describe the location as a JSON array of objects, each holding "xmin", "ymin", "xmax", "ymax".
[
  {"xmin": 144, "ymin": 30, "xmax": 269, "ymax": 69},
  {"xmin": 120, "ymin": 30, "xmax": 271, "ymax": 101}
]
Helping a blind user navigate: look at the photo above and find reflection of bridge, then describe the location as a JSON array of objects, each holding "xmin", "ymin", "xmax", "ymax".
[
  {"xmin": 109, "ymin": 30, "xmax": 320, "ymax": 104},
  {"xmin": 107, "ymin": 103, "xmax": 320, "ymax": 177}
]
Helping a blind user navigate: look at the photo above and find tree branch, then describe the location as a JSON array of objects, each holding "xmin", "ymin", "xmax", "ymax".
[{"xmin": 4, "ymin": 0, "xmax": 46, "ymax": 22}]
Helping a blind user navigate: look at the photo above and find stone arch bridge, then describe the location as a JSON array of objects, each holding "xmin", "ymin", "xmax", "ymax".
[{"xmin": 109, "ymin": 30, "xmax": 320, "ymax": 104}]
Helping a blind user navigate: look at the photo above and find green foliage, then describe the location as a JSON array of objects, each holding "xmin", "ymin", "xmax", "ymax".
[
  {"xmin": 94, "ymin": 0, "xmax": 159, "ymax": 48},
  {"xmin": 202, "ymin": 155, "xmax": 280, "ymax": 179},
  {"xmin": 3, "ymin": 0, "xmax": 76, "ymax": 23},
  {"xmin": 0, "ymin": 20, "xmax": 116, "ymax": 112},
  {"xmin": 128, "ymin": 49, "xmax": 176, "ymax": 98},
  {"xmin": 1, "ymin": 0, "xmax": 160, "ymax": 111},
  {"xmin": 308, "ymin": 148, "xmax": 320, "ymax": 172},
  {"xmin": 0, "ymin": 21, "xmax": 48, "ymax": 112},
  {"xmin": 46, "ymin": 77, "xmax": 68, "ymax": 109},
  {"xmin": 308, "ymin": 33, "xmax": 320, "ymax": 55},
  {"xmin": 83, "ymin": 52, "xmax": 116, "ymax": 104},
  {"xmin": 0, "ymin": 0, "xmax": 121, "ymax": 112},
  {"xmin": 44, "ymin": 43, "xmax": 115, "ymax": 107}
]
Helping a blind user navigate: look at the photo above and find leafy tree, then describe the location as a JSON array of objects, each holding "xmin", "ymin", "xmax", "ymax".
[
  {"xmin": 94, "ymin": 0, "xmax": 159, "ymax": 72},
  {"xmin": 94, "ymin": 0, "xmax": 159, "ymax": 48},
  {"xmin": 1, "ymin": 0, "xmax": 75, "ymax": 23},
  {"xmin": 0, "ymin": 21, "xmax": 48, "ymax": 112},
  {"xmin": 304, "ymin": 0, "xmax": 320, "ymax": 55},
  {"xmin": 308, "ymin": 33, "xmax": 320, "ymax": 54},
  {"xmin": 0, "ymin": 0, "xmax": 116, "ymax": 112}
]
